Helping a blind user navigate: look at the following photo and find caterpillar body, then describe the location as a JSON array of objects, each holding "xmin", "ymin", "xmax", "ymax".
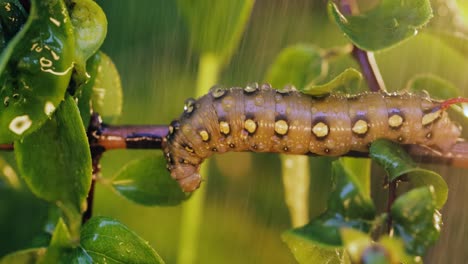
[{"xmin": 162, "ymin": 84, "xmax": 462, "ymax": 192}]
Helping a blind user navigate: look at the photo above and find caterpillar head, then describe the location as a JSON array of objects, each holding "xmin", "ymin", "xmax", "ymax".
[
  {"xmin": 424, "ymin": 110, "xmax": 461, "ymax": 152},
  {"xmin": 170, "ymin": 163, "xmax": 201, "ymax": 192}
]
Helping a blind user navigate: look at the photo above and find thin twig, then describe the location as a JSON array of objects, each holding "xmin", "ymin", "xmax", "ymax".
[
  {"xmin": 386, "ymin": 180, "xmax": 397, "ymax": 234},
  {"xmin": 340, "ymin": 0, "xmax": 387, "ymax": 92},
  {"xmin": 1, "ymin": 122, "xmax": 468, "ymax": 168}
]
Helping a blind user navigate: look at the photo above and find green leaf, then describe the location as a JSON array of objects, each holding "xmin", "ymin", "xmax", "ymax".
[
  {"xmin": 264, "ymin": 44, "xmax": 327, "ymax": 89},
  {"xmin": 14, "ymin": 95, "xmax": 92, "ymax": 234},
  {"xmin": 80, "ymin": 216, "xmax": 165, "ymax": 264},
  {"xmin": 369, "ymin": 139, "xmax": 448, "ymax": 208},
  {"xmin": 391, "ymin": 186, "xmax": 441, "ymax": 256},
  {"xmin": 0, "ymin": 0, "xmax": 75, "ymax": 143},
  {"xmin": 0, "ymin": 0, "xmax": 28, "ymax": 42},
  {"xmin": 177, "ymin": 0, "xmax": 254, "ymax": 64},
  {"xmin": 67, "ymin": 0, "xmax": 107, "ymax": 87},
  {"xmin": 91, "ymin": 51, "xmax": 123, "ymax": 122},
  {"xmin": 340, "ymin": 228, "xmax": 371, "ymax": 263},
  {"xmin": 406, "ymin": 73, "xmax": 460, "ymax": 99},
  {"xmin": 341, "ymin": 229, "xmax": 420, "ymax": 264},
  {"xmin": 0, "ymin": 248, "xmax": 46, "ymax": 264},
  {"xmin": 76, "ymin": 51, "xmax": 101, "ymax": 127},
  {"xmin": 328, "ymin": 0, "xmax": 433, "ymax": 51},
  {"xmin": 40, "ymin": 218, "xmax": 74, "ymax": 264},
  {"xmin": 112, "ymin": 154, "xmax": 189, "ymax": 206},
  {"xmin": 282, "ymin": 231, "xmax": 350, "ymax": 264},
  {"xmin": 288, "ymin": 160, "xmax": 375, "ymax": 247},
  {"xmin": 302, "ymin": 68, "xmax": 363, "ymax": 96}
]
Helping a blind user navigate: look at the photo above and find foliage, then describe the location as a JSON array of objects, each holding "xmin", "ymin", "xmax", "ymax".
[{"xmin": 1, "ymin": 0, "xmax": 467, "ymax": 263}]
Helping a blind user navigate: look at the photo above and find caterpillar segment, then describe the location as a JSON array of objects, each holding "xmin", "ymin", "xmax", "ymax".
[{"xmin": 162, "ymin": 84, "xmax": 463, "ymax": 192}]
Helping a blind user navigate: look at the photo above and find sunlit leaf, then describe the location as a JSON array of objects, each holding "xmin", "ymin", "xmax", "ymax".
[
  {"xmin": 282, "ymin": 231, "xmax": 350, "ymax": 264},
  {"xmin": 391, "ymin": 186, "xmax": 441, "ymax": 256},
  {"xmin": 112, "ymin": 154, "xmax": 189, "ymax": 206},
  {"xmin": 341, "ymin": 229, "xmax": 421, "ymax": 264},
  {"xmin": 265, "ymin": 44, "xmax": 327, "ymax": 90},
  {"xmin": 302, "ymin": 68, "xmax": 363, "ymax": 95},
  {"xmin": 91, "ymin": 51, "xmax": 123, "ymax": 122},
  {"xmin": 340, "ymin": 228, "xmax": 371, "ymax": 263},
  {"xmin": 15, "ymin": 95, "xmax": 92, "ymax": 235},
  {"xmin": 177, "ymin": 0, "xmax": 254, "ymax": 64},
  {"xmin": 328, "ymin": 0, "xmax": 433, "ymax": 51},
  {"xmin": 370, "ymin": 139, "xmax": 448, "ymax": 208},
  {"xmin": 406, "ymin": 73, "xmax": 460, "ymax": 99},
  {"xmin": 0, "ymin": 248, "xmax": 46, "ymax": 264},
  {"xmin": 0, "ymin": 0, "xmax": 75, "ymax": 143},
  {"xmin": 67, "ymin": 0, "xmax": 107, "ymax": 86},
  {"xmin": 80, "ymin": 216, "xmax": 165, "ymax": 264}
]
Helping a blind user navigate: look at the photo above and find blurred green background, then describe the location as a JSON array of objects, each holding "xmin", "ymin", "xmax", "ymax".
[{"xmin": 2, "ymin": 0, "xmax": 468, "ymax": 263}]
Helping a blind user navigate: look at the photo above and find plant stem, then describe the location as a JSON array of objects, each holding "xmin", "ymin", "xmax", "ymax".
[
  {"xmin": 340, "ymin": 0, "xmax": 387, "ymax": 92},
  {"xmin": 386, "ymin": 180, "xmax": 397, "ymax": 234},
  {"xmin": 82, "ymin": 113, "xmax": 105, "ymax": 224},
  {"xmin": 177, "ymin": 53, "xmax": 221, "ymax": 264},
  {"xmin": 281, "ymin": 155, "xmax": 310, "ymax": 227}
]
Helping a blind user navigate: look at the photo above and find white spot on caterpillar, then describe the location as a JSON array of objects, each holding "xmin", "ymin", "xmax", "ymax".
[
  {"xmin": 275, "ymin": 120, "xmax": 288, "ymax": 135},
  {"xmin": 352, "ymin": 120, "xmax": 369, "ymax": 135},
  {"xmin": 219, "ymin": 122, "xmax": 230, "ymax": 135},
  {"xmin": 44, "ymin": 101, "xmax": 55, "ymax": 116},
  {"xmin": 312, "ymin": 122, "xmax": 329, "ymax": 138},
  {"xmin": 422, "ymin": 110, "xmax": 441, "ymax": 126},
  {"xmin": 388, "ymin": 114, "xmax": 403, "ymax": 128},
  {"xmin": 9, "ymin": 115, "xmax": 32, "ymax": 135}
]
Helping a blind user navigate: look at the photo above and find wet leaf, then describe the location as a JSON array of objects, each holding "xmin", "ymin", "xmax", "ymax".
[
  {"xmin": 80, "ymin": 216, "xmax": 165, "ymax": 264},
  {"xmin": 0, "ymin": 0, "xmax": 28, "ymax": 43},
  {"xmin": 15, "ymin": 95, "xmax": 92, "ymax": 234},
  {"xmin": 391, "ymin": 186, "xmax": 441, "ymax": 256},
  {"xmin": 177, "ymin": 0, "xmax": 254, "ymax": 64},
  {"xmin": 406, "ymin": 73, "xmax": 460, "ymax": 99},
  {"xmin": 282, "ymin": 231, "xmax": 350, "ymax": 264},
  {"xmin": 112, "ymin": 154, "xmax": 189, "ymax": 206},
  {"xmin": 264, "ymin": 44, "xmax": 327, "ymax": 89},
  {"xmin": 0, "ymin": 0, "xmax": 75, "ymax": 143},
  {"xmin": 287, "ymin": 160, "xmax": 375, "ymax": 247},
  {"xmin": 370, "ymin": 139, "xmax": 448, "ymax": 208},
  {"xmin": 67, "ymin": 0, "xmax": 107, "ymax": 86},
  {"xmin": 302, "ymin": 68, "xmax": 363, "ymax": 95},
  {"xmin": 91, "ymin": 51, "xmax": 122, "ymax": 122},
  {"xmin": 329, "ymin": 0, "xmax": 433, "ymax": 51},
  {"xmin": 0, "ymin": 248, "xmax": 46, "ymax": 264}
]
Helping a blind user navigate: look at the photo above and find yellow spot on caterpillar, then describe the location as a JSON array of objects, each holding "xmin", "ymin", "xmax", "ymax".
[
  {"xmin": 211, "ymin": 87, "xmax": 226, "ymax": 98},
  {"xmin": 219, "ymin": 121, "xmax": 230, "ymax": 135},
  {"xmin": 244, "ymin": 119, "xmax": 257, "ymax": 134},
  {"xmin": 185, "ymin": 146, "xmax": 194, "ymax": 153},
  {"xmin": 312, "ymin": 122, "xmax": 329, "ymax": 138},
  {"xmin": 422, "ymin": 110, "xmax": 441, "ymax": 126},
  {"xmin": 352, "ymin": 120, "xmax": 368, "ymax": 135},
  {"xmin": 388, "ymin": 114, "xmax": 403, "ymax": 128},
  {"xmin": 274, "ymin": 120, "xmax": 289, "ymax": 135},
  {"xmin": 199, "ymin": 130, "xmax": 210, "ymax": 141}
]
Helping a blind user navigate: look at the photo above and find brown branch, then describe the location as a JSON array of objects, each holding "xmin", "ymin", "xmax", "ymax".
[
  {"xmin": 340, "ymin": 0, "xmax": 387, "ymax": 92},
  {"xmin": 2, "ymin": 119, "xmax": 468, "ymax": 168}
]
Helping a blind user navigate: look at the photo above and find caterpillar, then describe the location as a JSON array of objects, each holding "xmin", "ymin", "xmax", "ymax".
[{"xmin": 162, "ymin": 84, "xmax": 464, "ymax": 192}]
